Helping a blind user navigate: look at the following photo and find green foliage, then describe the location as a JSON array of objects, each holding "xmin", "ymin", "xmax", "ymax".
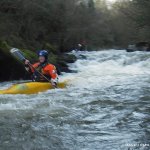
[
  {"xmin": 0, "ymin": 41, "xmax": 11, "ymax": 55},
  {"xmin": 48, "ymin": 53, "xmax": 58, "ymax": 65},
  {"xmin": 44, "ymin": 43, "xmax": 58, "ymax": 54},
  {"xmin": 0, "ymin": 0, "xmax": 118, "ymax": 50},
  {"xmin": 112, "ymin": 0, "xmax": 150, "ymax": 43},
  {"xmin": 0, "ymin": 0, "xmax": 149, "ymax": 50},
  {"xmin": 21, "ymin": 49, "xmax": 37, "ymax": 62}
]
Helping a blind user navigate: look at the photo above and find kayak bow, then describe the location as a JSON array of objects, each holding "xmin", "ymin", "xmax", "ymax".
[{"xmin": 0, "ymin": 81, "xmax": 67, "ymax": 94}]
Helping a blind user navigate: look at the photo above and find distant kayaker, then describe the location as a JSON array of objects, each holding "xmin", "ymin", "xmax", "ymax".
[{"xmin": 24, "ymin": 50, "xmax": 58, "ymax": 87}]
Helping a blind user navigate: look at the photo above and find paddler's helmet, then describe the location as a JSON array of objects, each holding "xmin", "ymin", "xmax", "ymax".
[{"xmin": 38, "ymin": 50, "xmax": 48, "ymax": 60}]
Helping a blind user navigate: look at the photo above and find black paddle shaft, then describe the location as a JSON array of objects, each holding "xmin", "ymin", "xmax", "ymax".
[{"xmin": 27, "ymin": 63, "xmax": 51, "ymax": 82}]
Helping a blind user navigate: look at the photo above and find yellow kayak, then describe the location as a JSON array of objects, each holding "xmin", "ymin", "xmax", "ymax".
[{"xmin": 0, "ymin": 81, "xmax": 67, "ymax": 94}]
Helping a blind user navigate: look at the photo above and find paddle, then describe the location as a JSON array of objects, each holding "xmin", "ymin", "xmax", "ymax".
[{"xmin": 10, "ymin": 48, "xmax": 56, "ymax": 88}]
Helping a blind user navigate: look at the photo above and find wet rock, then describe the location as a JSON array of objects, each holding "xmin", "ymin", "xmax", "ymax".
[
  {"xmin": 61, "ymin": 54, "xmax": 77, "ymax": 63},
  {"xmin": 0, "ymin": 41, "xmax": 26, "ymax": 81},
  {"xmin": 126, "ymin": 42, "xmax": 150, "ymax": 52},
  {"xmin": 0, "ymin": 41, "xmax": 77, "ymax": 81}
]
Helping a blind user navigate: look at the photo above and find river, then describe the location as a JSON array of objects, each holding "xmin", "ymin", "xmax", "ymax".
[{"xmin": 0, "ymin": 50, "xmax": 150, "ymax": 150}]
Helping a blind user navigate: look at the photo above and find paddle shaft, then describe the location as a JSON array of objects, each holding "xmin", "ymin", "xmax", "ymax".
[{"xmin": 27, "ymin": 62, "xmax": 51, "ymax": 83}]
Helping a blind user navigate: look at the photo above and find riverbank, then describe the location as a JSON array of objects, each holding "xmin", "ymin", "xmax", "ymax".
[{"xmin": 0, "ymin": 41, "xmax": 77, "ymax": 81}]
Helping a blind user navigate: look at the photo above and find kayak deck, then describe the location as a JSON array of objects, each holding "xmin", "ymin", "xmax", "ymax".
[{"xmin": 0, "ymin": 82, "xmax": 67, "ymax": 94}]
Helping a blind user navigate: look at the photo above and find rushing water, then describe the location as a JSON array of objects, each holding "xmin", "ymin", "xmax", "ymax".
[{"xmin": 0, "ymin": 50, "xmax": 150, "ymax": 150}]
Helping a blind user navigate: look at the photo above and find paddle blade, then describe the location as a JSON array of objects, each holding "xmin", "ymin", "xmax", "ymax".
[{"xmin": 10, "ymin": 48, "xmax": 26, "ymax": 62}]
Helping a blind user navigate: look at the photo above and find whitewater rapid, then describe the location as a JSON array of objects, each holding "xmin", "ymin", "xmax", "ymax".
[{"xmin": 0, "ymin": 50, "xmax": 150, "ymax": 150}]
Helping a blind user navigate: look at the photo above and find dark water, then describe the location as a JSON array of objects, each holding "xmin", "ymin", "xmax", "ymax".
[{"xmin": 0, "ymin": 50, "xmax": 150, "ymax": 150}]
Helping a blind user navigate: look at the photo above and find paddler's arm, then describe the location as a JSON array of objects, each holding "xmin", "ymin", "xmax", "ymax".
[
  {"xmin": 51, "ymin": 78, "xmax": 58, "ymax": 88},
  {"xmin": 48, "ymin": 66, "xmax": 58, "ymax": 87},
  {"xmin": 24, "ymin": 59, "xmax": 34, "ymax": 73}
]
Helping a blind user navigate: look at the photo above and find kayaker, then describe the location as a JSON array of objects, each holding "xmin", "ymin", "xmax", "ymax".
[{"xmin": 24, "ymin": 50, "xmax": 58, "ymax": 87}]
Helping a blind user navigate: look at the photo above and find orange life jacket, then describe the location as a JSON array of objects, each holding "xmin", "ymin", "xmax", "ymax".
[{"xmin": 31, "ymin": 62, "xmax": 58, "ymax": 81}]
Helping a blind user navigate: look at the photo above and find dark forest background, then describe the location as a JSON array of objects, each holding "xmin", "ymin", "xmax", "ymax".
[{"xmin": 0, "ymin": 0, "xmax": 149, "ymax": 52}]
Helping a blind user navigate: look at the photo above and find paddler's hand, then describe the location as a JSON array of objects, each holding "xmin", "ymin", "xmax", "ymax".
[
  {"xmin": 24, "ymin": 59, "xmax": 30, "ymax": 71},
  {"xmin": 25, "ymin": 59, "xmax": 30, "ymax": 65},
  {"xmin": 51, "ymin": 79, "xmax": 57, "ymax": 88}
]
